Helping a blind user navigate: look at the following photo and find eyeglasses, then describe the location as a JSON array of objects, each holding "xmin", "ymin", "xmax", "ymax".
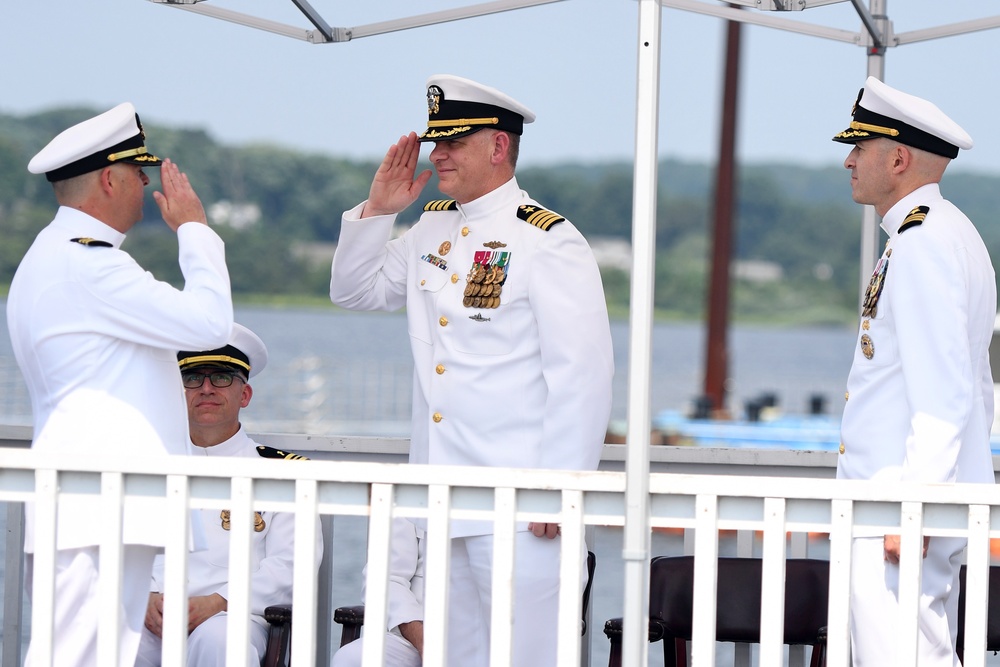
[{"xmin": 181, "ymin": 371, "xmax": 246, "ymax": 389}]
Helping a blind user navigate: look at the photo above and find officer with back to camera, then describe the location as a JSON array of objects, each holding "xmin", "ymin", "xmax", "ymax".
[{"xmin": 7, "ymin": 102, "xmax": 233, "ymax": 667}]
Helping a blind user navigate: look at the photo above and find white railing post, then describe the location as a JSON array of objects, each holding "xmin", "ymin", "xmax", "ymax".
[
  {"xmin": 691, "ymin": 494, "xmax": 720, "ymax": 667},
  {"xmin": 162, "ymin": 474, "xmax": 191, "ymax": 666},
  {"xmin": 97, "ymin": 472, "xmax": 125, "ymax": 667}
]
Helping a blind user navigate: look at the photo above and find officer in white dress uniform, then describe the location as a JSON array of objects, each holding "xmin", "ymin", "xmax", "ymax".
[
  {"xmin": 331, "ymin": 518, "xmax": 425, "ymax": 667},
  {"xmin": 833, "ymin": 77, "xmax": 996, "ymax": 666},
  {"xmin": 329, "ymin": 74, "xmax": 614, "ymax": 666},
  {"xmin": 7, "ymin": 103, "xmax": 233, "ymax": 667},
  {"xmin": 134, "ymin": 323, "xmax": 323, "ymax": 667}
]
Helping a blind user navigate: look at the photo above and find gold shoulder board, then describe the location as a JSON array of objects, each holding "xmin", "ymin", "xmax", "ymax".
[
  {"xmin": 256, "ymin": 445, "xmax": 309, "ymax": 461},
  {"xmin": 70, "ymin": 237, "xmax": 112, "ymax": 247},
  {"xmin": 517, "ymin": 205, "xmax": 565, "ymax": 231},
  {"xmin": 423, "ymin": 199, "xmax": 458, "ymax": 211},
  {"xmin": 899, "ymin": 205, "xmax": 929, "ymax": 233}
]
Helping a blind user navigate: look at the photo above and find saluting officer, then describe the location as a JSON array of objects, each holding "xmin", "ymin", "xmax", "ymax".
[
  {"xmin": 834, "ymin": 77, "xmax": 996, "ymax": 666},
  {"xmin": 329, "ymin": 74, "xmax": 614, "ymax": 666},
  {"xmin": 7, "ymin": 103, "xmax": 233, "ymax": 667}
]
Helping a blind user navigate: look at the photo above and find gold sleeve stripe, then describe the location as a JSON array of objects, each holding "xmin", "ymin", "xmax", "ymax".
[
  {"xmin": 423, "ymin": 199, "xmax": 458, "ymax": 211},
  {"xmin": 517, "ymin": 205, "xmax": 565, "ymax": 231},
  {"xmin": 256, "ymin": 445, "xmax": 310, "ymax": 461},
  {"xmin": 899, "ymin": 205, "xmax": 929, "ymax": 233}
]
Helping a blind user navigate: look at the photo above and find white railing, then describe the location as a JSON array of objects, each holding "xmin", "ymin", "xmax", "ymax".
[{"xmin": 1, "ymin": 428, "xmax": 998, "ymax": 667}]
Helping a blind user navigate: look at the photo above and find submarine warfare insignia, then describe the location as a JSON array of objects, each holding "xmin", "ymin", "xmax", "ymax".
[
  {"xmin": 220, "ymin": 509, "xmax": 266, "ymax": 532},
  {"xmin": 70, "ymin": 237, "xmax": 112, "ymax": 247},
  {"xmin": 899, "ymin": 205, "xmax": 929, "ymax": 234},
  {"xmin": 463, "ymin": 250, "xmax": 509, "ymax": 309},
  {"xmin": 483, "ymin": 241, "xmax": 507, "ymax": 249},
  {"xmin": 517, "ymin": 205, "xmax": 565, "ymax": 231},
  {"xmin": 861, "ymin": 248, "xmax": 890, "ymax": 319},
  {"xmin": 860, "ymin": 334, "xmax": 874, "ymax": 360}
]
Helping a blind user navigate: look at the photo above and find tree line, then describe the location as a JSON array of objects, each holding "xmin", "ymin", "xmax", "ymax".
[{"xmin": 3, "ymin": 107, "xmax": 1000, "ymax": 325}]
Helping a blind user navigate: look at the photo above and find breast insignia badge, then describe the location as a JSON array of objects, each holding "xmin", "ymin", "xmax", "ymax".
[{"xmin": 860, "ymin": 334, "xmax": 874, "ymax": 360}]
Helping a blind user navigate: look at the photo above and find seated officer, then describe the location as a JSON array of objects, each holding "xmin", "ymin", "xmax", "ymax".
[
  {"xmin": 134, "ymin": 323, "xmax": 323, "ymax": 667},
  {"xmin": 332, "ymin": 518, "xmax": 425, "ymax": 667}
]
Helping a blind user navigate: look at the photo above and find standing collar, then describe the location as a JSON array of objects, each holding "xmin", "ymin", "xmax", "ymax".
[
  {"xmin": 880, "ymin": 183, "xmax": 942, "ymax": 237},
  {"xmin": 52, "ymin": 206, "xmax": 127, "ymax": 249},
  {"xmin": 192, "ymin": 424, "xmax": 247, "ymax": 456},
  {"xmin": 455, "ymin": 177, "xmax": 521, "ymax": 221}
]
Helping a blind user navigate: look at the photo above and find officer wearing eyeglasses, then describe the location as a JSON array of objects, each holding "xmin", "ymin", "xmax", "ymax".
[{"xmin": 134, "ymin": 324, "xmax": 323, "ymax": 667}]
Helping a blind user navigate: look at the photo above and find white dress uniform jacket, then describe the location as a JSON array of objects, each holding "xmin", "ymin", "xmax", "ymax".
[
  {"xmin": 149, "ymin": 427, "xmax": 320, "ymax": 628},
  {"xmin": 330, "ymin": 178, "xmax": 614, "ymax": 536},
  {"xmin": 838, "ymin": 183, "xmax": 996, "ymax": 486},
  {"xmin": 7, "ymin": 207, "xmax": 233, "ymax": 551},
  {"xmin": 837, "ymin": 183, "xmax": 996, "ymax": 666}
]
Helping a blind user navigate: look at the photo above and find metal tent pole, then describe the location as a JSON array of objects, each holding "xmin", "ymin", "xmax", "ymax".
[
  {"xmin": 622, "ymin": 1, "xmax": 662, "ymax": 665},
  {"xmin": 856, "ymin": 0, "xmax": 887, "ymax": 305}
]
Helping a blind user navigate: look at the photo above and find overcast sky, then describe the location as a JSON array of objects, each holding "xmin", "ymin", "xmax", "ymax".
[{"xmin": 3, "ymin": 0, "xmax": 999, "ymax": 175}]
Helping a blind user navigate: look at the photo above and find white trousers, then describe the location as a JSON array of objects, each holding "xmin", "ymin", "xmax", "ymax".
[
  {"xmin": 441, "ymin": 532, "xmax": 585, "ymax": 667},
  {"xmin": 133, "ymin": 612, "xmax": 268, "ymax": 667},
  {"xmin": 849, "ymin": 536, "xmax": 964, "ymax": 667},
  {"xmin": 24, "ymin": 545, "xmax": 158, "ymax": 667},
  {"xmin": 331, "ymin": 633, "xmax": 422, "ymax": 667}
]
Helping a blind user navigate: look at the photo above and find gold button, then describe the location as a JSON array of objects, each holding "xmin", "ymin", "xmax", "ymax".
[
  {"xmin": 420, "ymin": 279, "xmax": 426, "ymax": 286},
  {"xmin": 439, "ymin": 316, "xmax": 448, "ymax": 327},
  {"xmin": 844, "ymin": 391, "xmax": 849, "ymax": 401},
  {"xmin": 862, "ymin": 319, "xmax": 870, "ymax": 330},
  {"xmin": 435, "ymin": 364, "xmax": 445, "ymax": 375},
  {"xmin": 433, "ymin": 412, "xmax": 443, "ymax": 423},
  {"xmin": 451, "ymin": 274, "xmax": 459, "ymax": 283},
  {"xmin": 461, "ymin": 227, "xmax": 470, "ymax": 237},
  {"xmin": 839, "ymin": 443, "xmax": 845, "ymax": 455}
]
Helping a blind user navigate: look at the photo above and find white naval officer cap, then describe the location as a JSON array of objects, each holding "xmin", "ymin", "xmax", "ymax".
[
  {"xmin": 832, "ymin": 76, "xmax": 972, "ymax": 159},
  {"xmin": 27, "ymin": 102, "xmax": 163, "ymax": 182},
  {"xmin": 177, "ymin": 323, "xmax": 268, "ymax": 379},
  {"xmin": 419, "ymin": 74, "xmax": 536, "ymax": 142}
]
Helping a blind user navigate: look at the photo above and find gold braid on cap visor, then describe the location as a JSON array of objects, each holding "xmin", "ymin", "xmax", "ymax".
[
  {"xmin": 178, "ymin": 354, "xmax": 251, "ymax": 373},
  {"xmin": 426, "ymin": 117, "xmax": 500, "ymax": 128},
  {"xmin": 848, "ymin": 121, "xmax": 900, "ymax": 138},
  {"xmin": 107, "ymin": 146, "xmax": 154, "ymax": 162}
]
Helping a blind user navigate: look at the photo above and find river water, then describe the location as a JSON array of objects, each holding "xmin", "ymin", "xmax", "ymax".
[{"xmin": 0, "ymin": 303, "xmax": 858, "ymax": 435}]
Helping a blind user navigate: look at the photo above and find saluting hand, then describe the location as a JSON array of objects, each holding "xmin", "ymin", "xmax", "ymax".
[
  {"xmin": 153, "ymin": 158, "xmax": 208, "ymax": 231},
  {"xmin": 362, "ymin": 132, "xmax": 433, "ymax": 218}
]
